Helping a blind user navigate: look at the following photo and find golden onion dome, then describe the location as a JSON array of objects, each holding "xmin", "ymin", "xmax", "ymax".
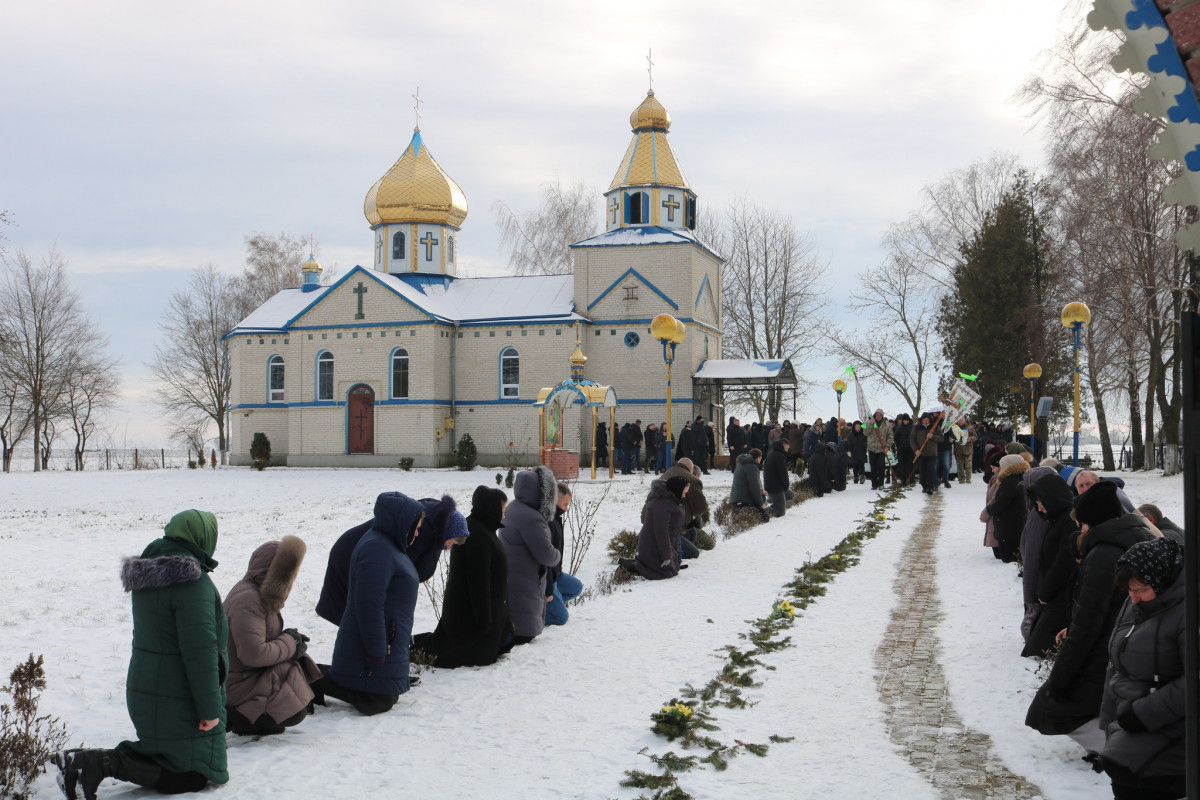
[
  {"xmin": 301, "ymin": 254, "xmax": 323, "ymax": 274},
  {"xmin": 569, "ymin": 344, "xmax": 587, "ymax": 368},
  {"xmin": 364, "ymin": 130, "xmax": 468, "ymax": 228},
  {"xmin": 630, "ymin": 90, "xmax": 671, "ymax": 131}
]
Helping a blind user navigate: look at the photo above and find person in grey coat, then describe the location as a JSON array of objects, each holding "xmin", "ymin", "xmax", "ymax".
[
  {"xmin": 499, "ymin": 466, "xmax": 560, "ymax": 645},
  {"xmin": 1099, "ymin": 538, "xmax": 1186, "ymax": 800},
  {"xmin": 729, "ymin": 449, "xmax": 768, "ymax": 517}
]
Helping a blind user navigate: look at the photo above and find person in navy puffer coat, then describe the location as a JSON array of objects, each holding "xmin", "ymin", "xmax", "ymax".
[{"xmin": 313, "ymin": 492, "xmax": 424, "ymax": 715}]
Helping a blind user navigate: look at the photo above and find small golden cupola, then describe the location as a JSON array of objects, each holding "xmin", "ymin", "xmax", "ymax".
[
  {"xmin": 605, "ymin": 90, "xmax": 696, "ymax": 233},
  {"xmin": 300, "ymin": 253, "xmax": 323, "ymax": 293},
  {"xmin": 364, "ymin": 118, "xmax": 468, "ymax": 277},
  {"xmin": 569, "ymin": 335, "xmax": 588, "ymax": 380}
]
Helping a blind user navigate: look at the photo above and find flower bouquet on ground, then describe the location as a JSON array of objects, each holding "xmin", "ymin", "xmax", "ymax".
[{"xmin": 769, "ymin": 599, "xmax": 795, "ymax": 622}]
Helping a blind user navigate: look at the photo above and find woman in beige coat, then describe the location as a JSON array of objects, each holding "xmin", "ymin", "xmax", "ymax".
[{"xmin": 224, "ymin": 536, "xmax": 322, "ymax": 735}]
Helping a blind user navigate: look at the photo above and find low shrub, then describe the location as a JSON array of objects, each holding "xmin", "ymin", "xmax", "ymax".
[
  {"xmin": 505, "ymin": 468, "xmax": 515, "ymax": 488},
  {"xmin": 250, "ymin": 432, "xmax": 271, "ymax": 471},
  {"xmin": 606, "ymin": 529, "xmax": 638, "ymax": 563},
  {"xmin": 397, "ymin": 457, "xmax": 414, "ymax": 471},
  {"xmin": 712, "ymin": 499, "xmax": 767, "ymax": 539},
  {"xmin": 455, "ymin": 434, "xmax": 477, "ymax": 471},
  {"xmin": 0, "ymin": 654, "xmax": 69, "ymax": 800}
]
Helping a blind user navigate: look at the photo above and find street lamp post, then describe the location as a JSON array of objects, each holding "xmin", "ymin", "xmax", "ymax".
[
  {"xmin": 1061, "ymin": 302, "xmax": 1092, "ymax": 466},
  {"xmin": 832, "ymin": 379, "xmax": 847, "ymax": 437},
  {"xmin": 651, "ymin": 313, "xmax": 686, "ymax": 467},
  {"xmin": 1023, "ymin": 362, "xmax": 1042, "ymax": 458}
]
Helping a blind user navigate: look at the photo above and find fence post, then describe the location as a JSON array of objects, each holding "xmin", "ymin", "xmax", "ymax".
[
  {"xmin": 105, "ymin": 449, "xmax": 110, "ymax": 470},
  {"xmin": 134, "ymin": 449, "xmax": 139, "ymax": 470}
]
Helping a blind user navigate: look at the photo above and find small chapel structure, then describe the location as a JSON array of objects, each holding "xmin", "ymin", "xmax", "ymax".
[{"xmin": 226, "ymin": 89, "xmax": 726, "ymax": 467}]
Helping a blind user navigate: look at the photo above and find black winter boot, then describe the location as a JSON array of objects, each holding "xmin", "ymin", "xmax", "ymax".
[{"xmin": 60, "ymin": 748, "xmax": 162, "ymax": 799}]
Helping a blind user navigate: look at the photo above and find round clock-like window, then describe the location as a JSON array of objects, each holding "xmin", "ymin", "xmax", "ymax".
[{"xmin": 624, "ymin": 331, "xmax": 640, "ymax": 348}]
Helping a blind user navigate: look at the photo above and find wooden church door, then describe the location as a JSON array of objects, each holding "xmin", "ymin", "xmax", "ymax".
[{"xmin": 348, "ymin": 384, "xmax": 375, "ymax": 454}]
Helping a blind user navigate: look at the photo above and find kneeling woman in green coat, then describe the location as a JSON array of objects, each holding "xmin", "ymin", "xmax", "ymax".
[{"xmin": 57, "ymin": 509, "xmax": 229, "ymax": 799}]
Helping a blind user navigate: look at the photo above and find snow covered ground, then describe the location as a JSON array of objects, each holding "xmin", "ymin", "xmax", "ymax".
[{"xmin": 0, "ymin": 466, "xmax": 1184, "ymax": 799}]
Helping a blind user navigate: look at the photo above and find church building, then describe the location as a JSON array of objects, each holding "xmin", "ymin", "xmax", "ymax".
[{"xmin": 226, "ymin": 90, "xmax": 726, "ymax": 467}]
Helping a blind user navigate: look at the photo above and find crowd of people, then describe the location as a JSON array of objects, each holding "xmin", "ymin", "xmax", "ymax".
[{"xmin": 51, "ymin": 413, "xmax": 1185, "ymax": 800}]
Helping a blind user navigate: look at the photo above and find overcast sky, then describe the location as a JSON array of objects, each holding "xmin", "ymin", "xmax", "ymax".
[{"xmin": 0, "ymin": 0, "xmax": 1071, "ymax": 447}]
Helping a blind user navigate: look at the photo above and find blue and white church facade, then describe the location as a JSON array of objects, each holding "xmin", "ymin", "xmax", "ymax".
[{"xmin": 226, "ymin": 91, "xmax": 725, "ymax": 467}]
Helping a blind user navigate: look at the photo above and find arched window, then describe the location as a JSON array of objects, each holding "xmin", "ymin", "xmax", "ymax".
[
  {"xmin": 268, "ymin": 355, "xmax": 284, "ymax": 403},
  {"xmin": 624, "ymin": 191, "xmax": 648, "ymax": 224},
  {"xmin": 391, "ymin": 348, "xmax": 409, "ymax": 399},
  {"xmin": 392, "ymin": 231, "xmax": 406, "ymax": 261},
  {"xmin": 500, "ymin": 347, "xmax": 519, "ymax": 398},
  {"xmin": 316, "ymin": 351, "xmax": 334, "ymax": 401},
  {"xmin": 447, "ymin": 234, "xmax": 455, "ymax": 263}
]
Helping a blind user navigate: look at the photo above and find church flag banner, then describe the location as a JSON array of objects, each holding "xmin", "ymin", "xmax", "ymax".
[
  {"xmin": 849, "ymin": 366, "xmax": 872, "ymax": 422},
  {"xmin": 941, "ymin": 378, "xmax": 981, "ymax": 432}
]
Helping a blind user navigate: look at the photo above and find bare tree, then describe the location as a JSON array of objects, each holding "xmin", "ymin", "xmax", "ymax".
[
  {"xmin": 229, "ymin": 232, "xmax": 326, "ymax": 320},
  {"xmin": 884, "ymin": 152, "xmax": 1025, "ymax": 291},
  {"xmin": 832, "ymin": 251, "xmax": 937, "ymax": 417},
  {"xmin": 493, "ymin": 177, "xmax": 600, "ymax": 275},
  {"xmin": 711, "ymin": 197, "xmax": 828, "ymax": 422},
  {"xmin": 0, "ymin": 370, "xmax": 31, "ymax": 472},
  {"xmin": 148, "ymin": 264, "xmax": 237, "ymax": 464},
  {"xmin": 170, "ymin": 416, "xmax": 210, "ymax": 466},
  {"xmin": 62, "ymin": 331, "xmax": 120, "ymax": 471},
  {"xmin": 0, "ymin": 249, "xmax": 91, "ymax": 472}
]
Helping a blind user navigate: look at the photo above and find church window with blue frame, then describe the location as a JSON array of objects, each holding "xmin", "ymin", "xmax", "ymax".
[
  {"xmin": 317, "ymin": 351, "xmax": 334, "ymax": 401},
  {"xmin": 392, "ymin": 231, "xmax": 405, "ymax": 260},
  {"xmin": 391, "ymin": 348, "xmax": 409, "ymax": 399},
  {"xmin": 447, "ymin": 234, "xmax": 455, "ymax": 263},
  {"xmin": 624, "ymin": 191, "xmax": 648, "ymax": 224},
  {"xmin": 500, "ymin": 347, "xmax": 519, "ymax": 398},
  {"xmin": 268, "ymin": 355, "xmax": 284, "ymax": 403},
  {"xmin": 624, "ymin": 331, "xmax": 640, "ymax": 348},
  {"xmin": 686, "ymin": 196, "xmax": 697, "ymax": 229}
]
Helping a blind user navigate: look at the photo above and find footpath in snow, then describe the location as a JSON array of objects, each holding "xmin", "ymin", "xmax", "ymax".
[{"xmin": 0, "ymin": 467, "xmax": 1184, "ymax": 798}]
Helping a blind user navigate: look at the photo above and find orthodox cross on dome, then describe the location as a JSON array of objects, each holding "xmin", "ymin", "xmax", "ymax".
[
  {"xmin": 353, "ymin": 281, "xmax": 368, "ymax": 320},
  {"xmin": 308, "ymin": 235, "xmax": 316, "ymax": 258},
  {"xmin": 607, "ymin": 196, "xmax": 620, "ymax": 225},
  {"xmin": 375, "ymin": 234, "xmax": 382, "ymax": 264},
  {"xmin": 646, "ymin": 47, "xmax": 654, "ymax": 92},
  {"xmin": 662, "ymin": 194, "xmax": 680, "ymax": 222},
  {"xmin": 412, "ymin": 86, "xmax": 423, "ymax": 131},
  {"xmin": 420, "ymin": 231, "xmax": 439, "ymax": 261}
]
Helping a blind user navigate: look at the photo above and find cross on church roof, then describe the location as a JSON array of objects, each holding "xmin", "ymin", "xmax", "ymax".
[
  {"xmin": 412, "ymin": 86, "xmax": 422, "ymax": 131},
  {"xmin": 646, "ymin": 48, "xmax": 654, "ymax": 92}
]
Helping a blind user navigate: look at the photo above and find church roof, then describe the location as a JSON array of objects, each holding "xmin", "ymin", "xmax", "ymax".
[
  {"xmin": 693, "ymin": 359, "xmax": 797, "ymax": 386},
  {"xmin": 225, "ymin": 267, "xmax": 580, "ymax": 336},
  {"xmin": 364, "ymin": 129, "xmax": 469, "ymax": 228},
  {"xmin": 571, "ymin": 225, "xmax": 722, "ymax": 261},
  {"xmin": 608, "ymin": 91, "xmax": 690, "ymax": 192}
]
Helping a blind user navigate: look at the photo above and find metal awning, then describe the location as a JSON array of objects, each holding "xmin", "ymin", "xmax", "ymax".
[{"xmin": 692, "ymin": 358, "xmax": 797, "ymax": 387}]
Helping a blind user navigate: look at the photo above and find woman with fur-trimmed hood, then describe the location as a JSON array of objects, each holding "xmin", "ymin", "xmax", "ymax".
[
  {"xmin": 57, "ymin": 510, "xmax": 228, "ymax": 799},
  {"xmin": 223, "ymin": 536, "xmax": 322, "ymax": 735},
  {"xmin": 499, "ymin": 466, "xmax": 561, "ymax": 643},
  {"xmin": 985, "ymin": 454, "xmax": 1031, "ymax": 563}
]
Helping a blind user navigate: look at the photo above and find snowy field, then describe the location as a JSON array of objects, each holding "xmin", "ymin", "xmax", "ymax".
[{"xmin": 0, "ymin": 466, "xmax": 1185, "ymax": 799}]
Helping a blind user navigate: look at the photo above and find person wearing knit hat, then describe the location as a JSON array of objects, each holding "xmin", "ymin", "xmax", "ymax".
[
  {"xmin": 1005, "ymin": 441, "xmax": 1028, "ymax": 455},
  {"xmin": 985, "ymin": 455, "xmax": 1030, "ymax": 562},
  {"xmin": 1073, "ymin": 480, "xmax": 1124, "ymax": 528},
  {"xmin": 1098, "ymin": 536, "xmax": 1186, "ymax": 799},
  {"xmin": 665, "ymin": 475, "xmax": 689, "ymax": 498},
  {"xmin": 442, "ymin": 510, "xmax": 469, "ymax": 547},
  {"xmin": 1025, "ymin": 479, "xmax": 1155, "ymax": 753}
]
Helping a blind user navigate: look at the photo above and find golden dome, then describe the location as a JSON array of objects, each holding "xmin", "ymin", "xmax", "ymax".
[
  {"xmin": 630, "ymin": 90, "xmax": 671, "ymax": 131},
  {"xmin": 301, "ymin": 254, "xmax": 322, "ymax": 273},
  {"xmin": 364, "ymin": 130, "xmax": 468, "ymax": 228},
  {"xmin": 569, "ymin": 344, "xmax": 587, "ymax": 368}
]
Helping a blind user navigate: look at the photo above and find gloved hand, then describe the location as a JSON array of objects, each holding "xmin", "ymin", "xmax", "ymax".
[
  {"xmin": 284, "ymin": 628, "xmax": 309, "ymax": 658},
  {"xmin": 1118, "ymin": 706, "xmax": 1147, "ymax": 733}
]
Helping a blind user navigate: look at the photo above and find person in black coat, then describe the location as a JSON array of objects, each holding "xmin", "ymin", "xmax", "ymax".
[
  {"xmin": 846, "ymin": 421, "xmax": 868, "ymax": 484},
  {"xmin": 691, "ymin": 417, "xmax": 710, "ymax": 473},
  {"xmin": 807, "ymin": 444, "xmax": 831, "ymax": 497},
  {"xmin": 763, "ymin": 440, "xmax": 791, "ymax": 517},
  {"xmin": 1026, "ymin": 481, "xmax": 1156, "ymax": 753},
  {"xmin": 1022, "ymin": 473, "xmax": 1078, "ymax": 658},
  {"xmin": 985, "ymin": 456, "xmax": 1030, "ymax": 563},
  {"xmin": 410, "ymin": 486, "xmax": 514, "ymax": 668},
  {"xmin": 595, "ymin": 422, "xmax": 609, "ymax": 468},
  {"xmin": 726, "ymin": 416, "xmax": 745, "ymax": 472},
  {"xmin": 619, "ymin": 423, "xmax": 634, "ymax": 474},
  {"xmin": 749, "ymin": 422, "xmax": 767, "ymax": 452},
  {"xmin": 830, "ymin": 440, "xmax": 849, "ymax": 492},
  {"xmin": 676, "ymin": 421, "xmax": 692, "ymax": 464}
]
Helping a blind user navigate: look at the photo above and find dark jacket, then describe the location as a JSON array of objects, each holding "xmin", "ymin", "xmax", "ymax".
[
  {"xmin": 499, "ymin": 466, "xmax": 560, "ymax": 639},
  {"xmin": 660, "ymin": 462, "xmax": 707, "ymax": 529},
  {"xmin": 807, "ymin": 450, "xmax": 831, "ymax": 495},
  {"xmin": 412, "ymin": 487, "xmax": 514, "ymax": 668},
  {"xmin": 750, "ymin": 423, "xmax": 767, "ymax": 451},
  {"xmin": 1100, "ymin": 564, "xmax": 1187, "ymax": 777},
  {"xmin": 315, "ymin": 519, "xmax": 372, "ymax": 626},
  {"xmin": 730, "ymin": 452, "xmax": 764, "ymax": 506},
  {"xmin": 644, "ymin": 426, "xmax": 658, "ymax": 451},
  {"xmin": 329, "ymin": 492, "xmax": 423, "ymax": 696},
  {"xmin": 763, "ymin": 440, "xmax": 790, "ymax": 494},
  {"xmin": 1022, "ymin": 472, "xmax": 1077, "ymax": 658},
  {"xmin": 677, "ymin": 425, "xmax": 692, "ymax": 458},
  {"xmin": 893, "ymin": 419, "xmax": 913, "ymax": 456},
  {"xmin": 409, "ymin": 495, "xmax": 458, "ymax": 582},
  {"xmin": 1155, "ymin": 517, "xmax": 1185, "ymax": 547},
  {"xmin": 727, "ymin": 422, "xmax": 746, "ymax": 451},
  {"xmin": 690, "ymin": 420, "xmax": 709, "ymax": 462},
  {"xmin": 1027, "ymin": 514, "xmax": 1155, "ymax": 735},
  {"xmin": 595, "ymin": 424, "xmax": 608, "ymax": 458},
  {"xmin": 846, "ymin": 428, "xmax": 868, "ymax": 466},
  {"xmin": 632, "ymin": 481, "xmax": 684, "ymax": 580},
  {"xmin": 224, "ymin": 537, "xmax": 321, "ymax": 727},
  {"xmin": 985, "ymin": 460, "xmax": 1030, "ymax": 555},
  {"xmin": 119, "ymin": 512, "xmax": 228, "ymax": 784},
  {"xmin": 910, "ymin": 420, "xmax": 943, "ymax": 457},
  {"xmin": 803, "ymin": 426, "xmax": 821, "ymax": 458}
]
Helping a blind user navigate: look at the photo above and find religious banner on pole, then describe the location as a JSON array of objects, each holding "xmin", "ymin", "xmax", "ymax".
[
  {"xmin": 941, "ymin": 378, "xmax": 981, "ymax": 432},
  {"xmin": 848, "ymin": 366, "xmax": 872, "ymax": 422}
]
